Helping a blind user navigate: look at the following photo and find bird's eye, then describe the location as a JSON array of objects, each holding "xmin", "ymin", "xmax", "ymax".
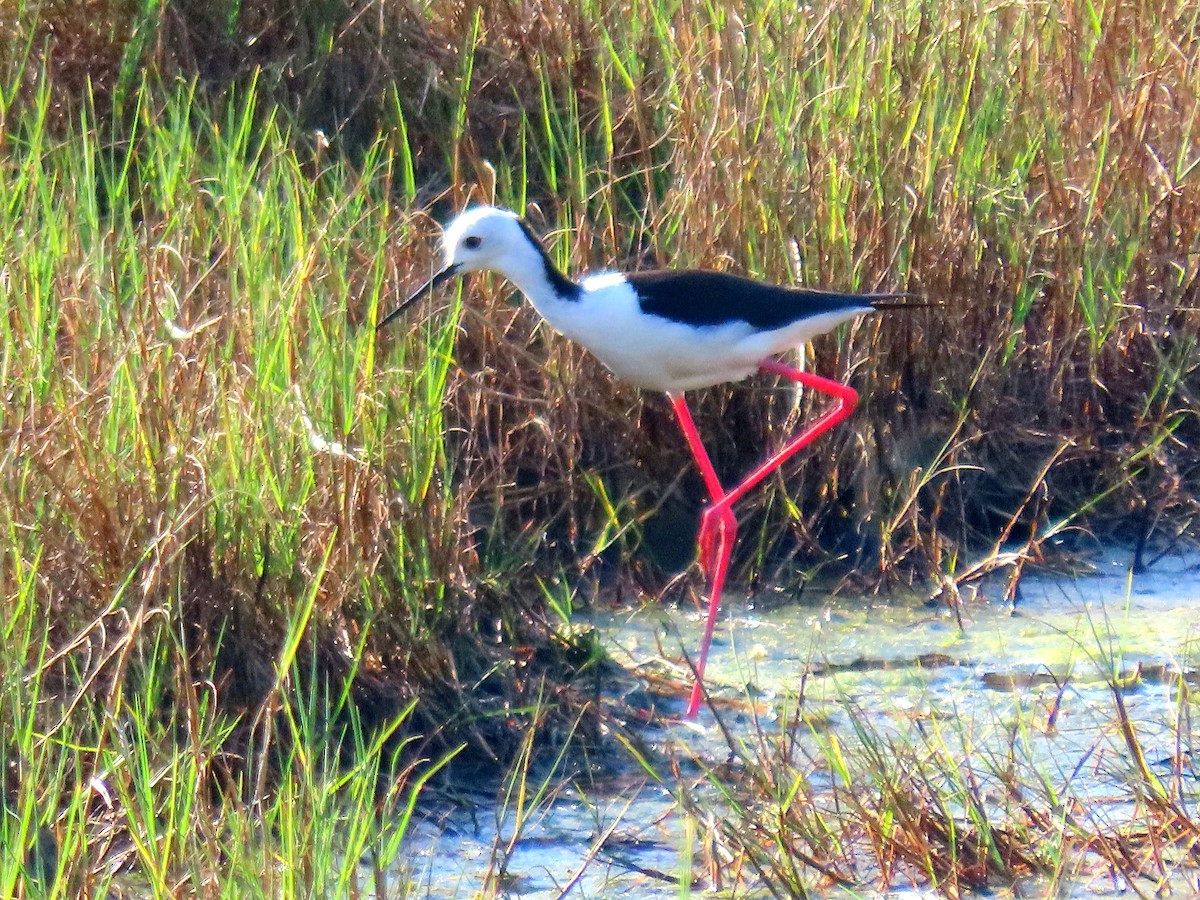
[{"xmin": 463, "ymin": 235, "xmax": 482, "ymax": 250}]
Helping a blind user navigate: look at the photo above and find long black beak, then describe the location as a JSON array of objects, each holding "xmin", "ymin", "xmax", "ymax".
[{"xmin": 376, "ymin": 262, "xmax": 462, "ymax": 331}]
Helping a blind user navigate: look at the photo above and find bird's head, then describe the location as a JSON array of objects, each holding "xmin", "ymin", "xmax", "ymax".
[
  {"xmin": 378, "ymin": 206, "xmax": 533, "ymax": 331},
  {"xmin": 439, "ymin": 206, "xmax": 527, "ymax": 275}
]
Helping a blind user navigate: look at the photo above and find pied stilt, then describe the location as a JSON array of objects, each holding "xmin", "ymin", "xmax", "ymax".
[{"xmin": 378, "ymin": 206, "xmax": 920, "ymax": 718}]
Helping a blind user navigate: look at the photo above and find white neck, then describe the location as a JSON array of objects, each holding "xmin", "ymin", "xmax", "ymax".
[{"xmin": 490, "ymin": 236, "xmax": 580, "ymax": 328}]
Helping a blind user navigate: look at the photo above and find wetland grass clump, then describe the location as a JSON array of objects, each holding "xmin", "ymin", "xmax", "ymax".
[
  {"xmin": 166, "ymin": 0, "xmax": 1200, "ymax": 592},
  {"xmin": 0, "ymin": 563, "xmax": 454, "ymax": 896},
  {"xmin": 0, "ymin": 68, "xmax": 601, "ymax": 892},
  {"xmin": 8, "ymin": 1, "xmax": 1199, "ymax": 587}
]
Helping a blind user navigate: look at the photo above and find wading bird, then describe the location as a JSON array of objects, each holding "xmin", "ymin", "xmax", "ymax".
[{"xmin": 379, "ymin": 206, "xmax": 918, "ymax": 718}]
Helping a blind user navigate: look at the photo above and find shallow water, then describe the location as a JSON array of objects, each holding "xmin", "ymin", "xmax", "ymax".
[{"xmin": 398, "ymin": 549, "xmax": 1200, "ymax": 898}]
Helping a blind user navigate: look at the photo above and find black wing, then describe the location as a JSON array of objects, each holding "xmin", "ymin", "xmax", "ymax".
[{"xmin": 626, "ymin": 269, "xmax": 907, "ymax": 330}]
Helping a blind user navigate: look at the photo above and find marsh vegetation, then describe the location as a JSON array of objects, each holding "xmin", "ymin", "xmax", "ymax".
[{"xmin": 1, "ymin": 0, "xmax": 1197, "ymax": 895}]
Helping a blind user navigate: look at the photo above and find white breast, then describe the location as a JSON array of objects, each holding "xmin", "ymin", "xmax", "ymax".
[{"xmin": 516, "ymin": 272, "xmax": 869, "ymax": 393}]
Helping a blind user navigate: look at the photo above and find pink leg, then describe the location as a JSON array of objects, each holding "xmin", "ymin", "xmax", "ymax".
[{"xmin": 671, "ymin": 360, "xmax": 858, "ymax": 718}]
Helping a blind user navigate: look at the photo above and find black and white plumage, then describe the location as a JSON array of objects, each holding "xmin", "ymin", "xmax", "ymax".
[
  {"xmin": 378, "ymin": 206, "xmax": 906, "ymax": 393},
  {"xmin": 379, "ymin": 206, "xmax": 921, "ymax": 719}
]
